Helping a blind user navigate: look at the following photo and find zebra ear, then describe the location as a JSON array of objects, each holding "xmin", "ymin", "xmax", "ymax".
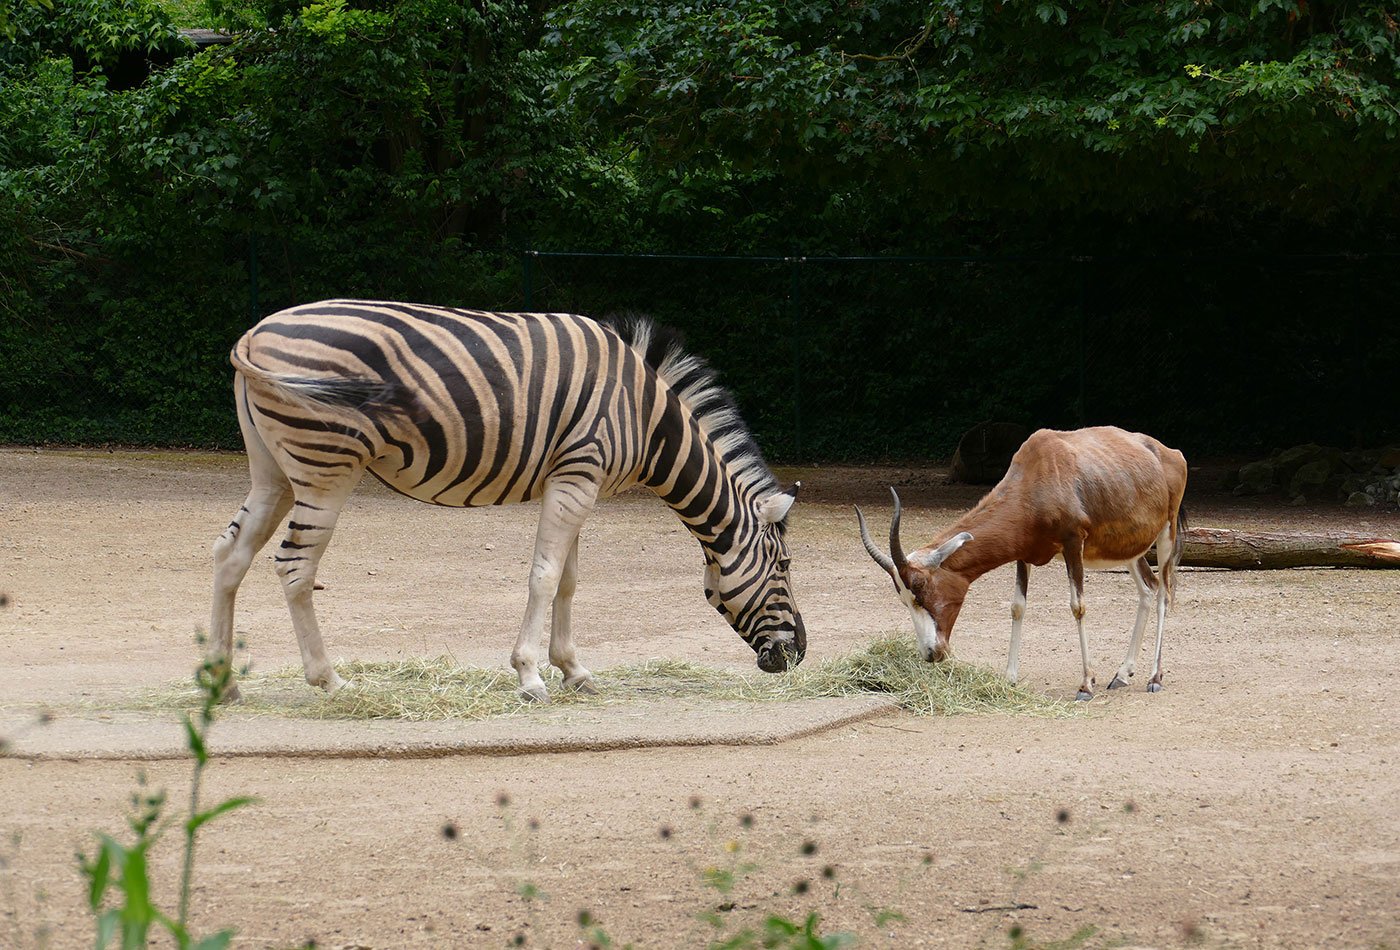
[{"xmin": 758, "ymin": 481, "xmax": 800, "ymax": 524}]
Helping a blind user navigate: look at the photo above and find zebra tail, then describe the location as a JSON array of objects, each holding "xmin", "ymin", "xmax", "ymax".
[{"xmin": 229, "ymin": 337, "xmax": 423, "ymax": 419}]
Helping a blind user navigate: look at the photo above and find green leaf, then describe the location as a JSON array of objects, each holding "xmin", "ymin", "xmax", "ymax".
[
  {"xmin": 190, "ymin": 930, "xmax": 236, "ymax": 950},
  {"xmin": 183, "ymin": 715, "xmax": 207, "ymax": 766},
  {"xmin": 84, "ymin": 838, "xmax": 115, "ymax": 910},
  {"xmin": 187, "ymin": 796, "xmax": 258, "ymax": 835},
  {"xmin": 95, "ymin": 908, "xmax": 121, "ymax": 950}
]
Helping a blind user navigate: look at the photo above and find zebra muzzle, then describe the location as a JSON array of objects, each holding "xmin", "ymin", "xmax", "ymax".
[{"xmin": 756, "ymin": 637, "xmax": 804, "ymax": 673}]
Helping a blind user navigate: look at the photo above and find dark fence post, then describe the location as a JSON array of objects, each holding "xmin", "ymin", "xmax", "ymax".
[
  {"xmin": 1074, "ymin": 256, "xmax": 1089, "ymax": 426},
  {"xmin": 789, "ymin": 255, "xmax": 804, "ymax": 461},
  {"xmin": 249, "ymin": 230, "xmax": 260, "ymax": 321},
  {"xmin": 523, "ymin": 247, "xmax": 535, "ymax": 311}
]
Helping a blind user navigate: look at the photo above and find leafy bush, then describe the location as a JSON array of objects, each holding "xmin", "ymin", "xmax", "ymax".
[{"xmin": 2, "ymin": 0, "xmax": 1398, "ymax": 455}]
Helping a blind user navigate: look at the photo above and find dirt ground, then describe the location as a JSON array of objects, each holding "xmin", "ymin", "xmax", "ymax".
[{"xmin": 1, "ymin": 447, "xmax": 1398, "ymax": 950}]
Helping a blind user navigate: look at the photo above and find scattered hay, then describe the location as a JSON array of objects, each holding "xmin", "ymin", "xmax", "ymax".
[
  {"xmin": 783, "ymin": 636, "xmax": 1076, "ymax": 718},
  {"xmin": 138, "ymin": 636, "xmax": 1074, "ymax": 722}
]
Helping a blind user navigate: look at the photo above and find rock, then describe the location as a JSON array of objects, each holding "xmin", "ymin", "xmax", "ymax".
[
  {"xmin": 1289, "ymin": 458, "xmax": 1333, "ymax": 498},
  {"xmin": 1346, "ymin": 491, "xmax": 1376, "ymax": 508},
  {"xmin": 1379, "ymin": 447, "xmax": 1400, "ymax": 469},
  {"xmin": 1339, "ymin": 475, "xmax": 1369, "ymax": 497},
  {"xmin": 947, "ymin": 421, "xmax": 1030, "ymax": 485},
  {"xmin": 1235, "ymin": 459, "xmax": 1276, "ymax": 495},
  {"xmin": 1275, "ymin": 443, "xmax": 1325, "ymax": 471}
]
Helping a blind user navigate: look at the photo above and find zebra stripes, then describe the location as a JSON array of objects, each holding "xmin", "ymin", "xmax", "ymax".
[{"xmin": 209, "ymin": 299, "xmax": 805, "ymax": 702}]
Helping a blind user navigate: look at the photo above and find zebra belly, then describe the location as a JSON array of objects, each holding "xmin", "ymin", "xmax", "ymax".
[{"xmin": 366, "ymin": 441, "xmax": 549, "ymax": 508}]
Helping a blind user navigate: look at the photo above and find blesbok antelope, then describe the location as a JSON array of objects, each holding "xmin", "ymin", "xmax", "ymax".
[{"xmin": 856, "ymin": 426, "xmax": 1188, "ymax": 700}]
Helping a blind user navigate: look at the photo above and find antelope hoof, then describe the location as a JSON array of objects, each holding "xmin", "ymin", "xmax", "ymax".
[
  {"xmin": 1107, "ymin": 675, "xmax": 1129, "ymax": 690},
  {"xmin": 218, "ymin": 680, "xmax": 243, "ymax": 704},
  {"xmin": 1075, "ymin": 690, "xmax": 1093, "ymax": 702},
  {"xmin": 1146, "ymin": 681, "xmax": 1164, "ymax": 693},
  {"xmin": 521, "ymin": 684, "xmax": 551, "ymax": 704},
  {"xmin": 310, "ymin": 671, "xmax": 347, "ymax": 696},
  {"xmin": 564, "ymin": 674, "xmax": 599, "ymax": 695}
]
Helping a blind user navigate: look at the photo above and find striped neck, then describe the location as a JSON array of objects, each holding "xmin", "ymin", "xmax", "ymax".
[{"xmin": 641, "ymin": 390, "xmax": 770, "ymax": 558}]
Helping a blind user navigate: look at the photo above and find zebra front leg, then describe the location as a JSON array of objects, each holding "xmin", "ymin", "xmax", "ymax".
[
  {"xmin": 210, "ymin": 483, "xmax": 293, "ymax": 702},
  {"xmin": 1109, "ymin": 557, "xmax": 1156, "ymax": 689},
  {"xmin": 274, "ymin": 499, "xmax": 351, "ymax": 695},
  {"xmin": 514, "ymin": 478, "xmax": 598, "ymax": 702},
  {"xmin": 549, "ymin": 535, "xmax": 597, "ymax": 693}
]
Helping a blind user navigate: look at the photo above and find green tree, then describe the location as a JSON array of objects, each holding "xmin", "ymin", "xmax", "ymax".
[{"xmin": 543, "ymin": 0, "xmax": 1400, "ymax": 224}]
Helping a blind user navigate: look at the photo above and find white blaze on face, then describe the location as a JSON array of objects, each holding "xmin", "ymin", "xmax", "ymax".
[{"xmin": 898, "ymin": 587, "xmax": 944, "ymax": 662}]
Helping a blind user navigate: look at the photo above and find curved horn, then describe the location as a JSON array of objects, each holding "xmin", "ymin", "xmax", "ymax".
[
  {"xmin": 888, "ymin": 486, "xmax": 908, "ymax": 571},
  {"xmin": 854, "ymin": 504, "xmax": 896, "ymax": 578}
]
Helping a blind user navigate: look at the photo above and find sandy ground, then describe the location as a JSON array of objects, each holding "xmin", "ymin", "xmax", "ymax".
[{"xmin": 1, "ymin": 447, "xmax": 1398, "ymax": 950}]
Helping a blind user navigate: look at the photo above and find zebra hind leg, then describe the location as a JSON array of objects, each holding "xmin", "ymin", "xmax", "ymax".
[
  {"xmin": 210, "ymin": 482, "xmax": 293, "ymax": 701},
  {"xmin": 273, "ymin": 491, "xmax": 358, "ymax": 695},
  {"xmin": 210, "ymin": 389, "xmax": 295, "ymax": 702},
  {"xmin": 549, "ymin": 535, "xmax": 597, "ymax": 694}
]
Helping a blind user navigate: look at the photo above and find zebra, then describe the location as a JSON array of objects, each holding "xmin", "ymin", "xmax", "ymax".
[{"xmin": 209, "ymin": 299, "xmax": 806, "ymax": 702}]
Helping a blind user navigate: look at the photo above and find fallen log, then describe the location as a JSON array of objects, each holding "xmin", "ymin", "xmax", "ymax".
[{"xmin": 1153, "ymin": 527, "xmax": 1400, "ymax": 569}]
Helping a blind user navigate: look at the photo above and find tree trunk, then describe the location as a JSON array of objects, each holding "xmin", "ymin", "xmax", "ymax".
[{"xmin": 1154, "ymin": 527, "xmax": 1400, "ymax": 569}]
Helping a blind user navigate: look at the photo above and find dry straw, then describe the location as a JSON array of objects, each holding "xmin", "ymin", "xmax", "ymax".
[{"xmin": 139, "ymin": 636, "xmax": 1074, "ymax": 721}]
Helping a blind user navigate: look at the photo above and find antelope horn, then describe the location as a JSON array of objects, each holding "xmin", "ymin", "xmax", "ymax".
[
  {"xmin": 888, "ymin": 486, "xmax": 908, "ymax": 571},
  {"xmin": 855, "ymin": 504, "xmax": 896, "ymax": 578}
]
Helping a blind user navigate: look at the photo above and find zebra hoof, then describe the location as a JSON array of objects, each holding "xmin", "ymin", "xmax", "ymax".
[
  {"xmin": 1107, "ymin": 675, "xmax": 1129, "ymax": 690},
  {"xmin": 1146, "ymin": 681, "xmax": 1164, "ymax": 693},
  {"xmin": 1075, "ymin": 690, "xmax": 1093, "ymax": 702}
]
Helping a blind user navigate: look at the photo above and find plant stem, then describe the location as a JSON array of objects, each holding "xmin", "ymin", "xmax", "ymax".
[{"xmin": 178, "ymin": 749, "xmax": 204, "ymax": 936}]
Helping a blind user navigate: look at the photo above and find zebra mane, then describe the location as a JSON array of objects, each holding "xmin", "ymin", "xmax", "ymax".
[{"xmin": 604, "ymin": 314, "xmax": 780, "ymax": 503}]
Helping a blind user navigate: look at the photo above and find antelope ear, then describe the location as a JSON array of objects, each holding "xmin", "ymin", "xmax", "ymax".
[
  {"xmin": 909, "ymin": 531, "xmax": 973, "ymax": 570},
  {"xmin": 758, "ymin": 481, "xmax": 800, "ymax": 524}
]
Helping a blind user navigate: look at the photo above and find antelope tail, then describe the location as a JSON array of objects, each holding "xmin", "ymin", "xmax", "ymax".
[{"xmin": 1165, "ymin": 505, "xmax": 1188, "ymax": 606}]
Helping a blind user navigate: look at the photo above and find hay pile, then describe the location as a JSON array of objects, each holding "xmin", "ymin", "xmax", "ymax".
[{"xmin": 141, "ymin": 636, "xmax": 1073, "ymax": 721}]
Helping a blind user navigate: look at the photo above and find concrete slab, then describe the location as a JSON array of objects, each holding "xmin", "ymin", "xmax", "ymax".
[{"xmin": 0, "ymin": 695, "xmax": 899, "ymax": 760}]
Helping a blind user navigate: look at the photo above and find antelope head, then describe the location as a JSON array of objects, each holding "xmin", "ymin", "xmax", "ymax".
[{"xmin": 855, "ymin": 487, "xmax": 972, "ymax": 663}]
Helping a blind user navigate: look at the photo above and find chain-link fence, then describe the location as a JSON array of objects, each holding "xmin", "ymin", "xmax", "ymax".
[
  {"xmin": 2, "ymin": 244, "xmax": 1395, "ymax": 461},
  {"xmin": 521, "ymin": 250, "xmax": 1398, "ymax": 461}
]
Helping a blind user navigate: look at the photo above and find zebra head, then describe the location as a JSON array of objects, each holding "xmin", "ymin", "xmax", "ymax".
[{"xmin": 704, "ymin": 483, "xmax": 807, "ymax": 673}]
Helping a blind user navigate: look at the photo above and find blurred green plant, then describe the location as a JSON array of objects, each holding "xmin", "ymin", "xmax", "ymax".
[{"xmin": 77, "ymin": 659, "xmax": 256, "ymax": 950}]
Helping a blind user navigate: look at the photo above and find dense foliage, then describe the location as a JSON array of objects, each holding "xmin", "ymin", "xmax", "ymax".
[
  {"xmin": 2, "ymin": 0, "xmax": 546, "ymax": 443},
  {"xmin": 546, "ymin": 0, "xmax": 1400, "ymax": 230},
  {"xmin": 2, "ymin": 0, "xmax": 1398, "ymax": 455}
]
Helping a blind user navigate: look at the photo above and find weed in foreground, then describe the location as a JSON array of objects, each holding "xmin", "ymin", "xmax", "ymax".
[
  {"xmin": 447, "ymin": 792, "xmax": 927, "ymax": 949},
  {"xmin": 77, "ymin": 658, "xmax": 256, "ymax": 950}
]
